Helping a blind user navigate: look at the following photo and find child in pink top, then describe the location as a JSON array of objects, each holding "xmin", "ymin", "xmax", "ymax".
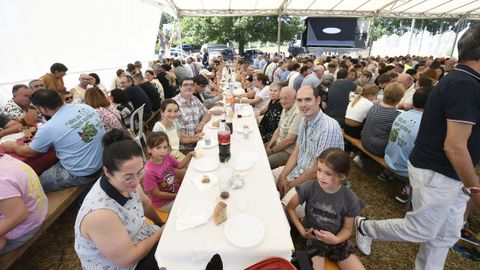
[{"xmin": 143, "ymin": 132, "xmax": 194, "ymax": 212}]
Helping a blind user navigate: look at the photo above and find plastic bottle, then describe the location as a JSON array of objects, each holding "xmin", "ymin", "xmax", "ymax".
[{"xmin": 218, "ymin": 119, "xmax": 231, "ymax": 162}]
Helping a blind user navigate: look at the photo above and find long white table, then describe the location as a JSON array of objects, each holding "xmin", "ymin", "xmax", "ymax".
[{"xmin": 155, "ymin": 105, "xmax": 294, "ymax": 269}]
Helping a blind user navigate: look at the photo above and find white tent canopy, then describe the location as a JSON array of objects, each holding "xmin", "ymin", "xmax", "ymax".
[{"xmin": 150, "ymin": 0, "xmax": 480, "ymax": 19}]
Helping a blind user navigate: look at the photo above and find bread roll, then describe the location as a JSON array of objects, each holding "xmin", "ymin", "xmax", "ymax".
[{"xmin": 213, "ymin": 201, "xmax": 227, "ymax": 225}]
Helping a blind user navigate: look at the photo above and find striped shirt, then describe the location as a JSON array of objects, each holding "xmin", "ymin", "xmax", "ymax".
[{"xmin": 288, "ymin": 111, "xmax": 344, "ymax": 180}]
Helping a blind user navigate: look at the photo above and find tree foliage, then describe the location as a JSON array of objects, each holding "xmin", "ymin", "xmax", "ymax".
[{"xmin": 179, "ymin": 16, "xmax": 303, "ymax": 54}]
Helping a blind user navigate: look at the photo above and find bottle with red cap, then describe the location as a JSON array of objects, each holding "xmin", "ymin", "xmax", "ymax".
[{"xmin": 218, "ymin": 119, "xmax": 231, "ymax": 162}]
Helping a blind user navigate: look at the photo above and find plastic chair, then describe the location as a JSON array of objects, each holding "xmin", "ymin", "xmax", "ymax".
[
  {"xmin": 129, "ymin": 104, "xmax": 147, "ymax": 160},
  {"xmin": 245, "ymin": 256, "xmax": 297, "ymax": 270}
]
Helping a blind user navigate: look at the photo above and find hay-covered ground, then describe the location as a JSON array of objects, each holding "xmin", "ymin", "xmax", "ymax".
[{"xmin": 10, "ymin": 158, "xmax": 480, "ymax": 270}]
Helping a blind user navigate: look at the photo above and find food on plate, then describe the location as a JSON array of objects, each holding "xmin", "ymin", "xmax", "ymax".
[
  {"xmin": 23, "ymin": 127, "xmax": 37, "ymax": 139},
  {"xmin": 212, "ymin": 120, "xmax": 220, "ymax": 128},
  {"xmin": 201, "ymin": 175, "xmax": 210, "ymax": 184},
  {"xmin": 213, "ymin": 201, "xmax": 227, "ymax": 225}
]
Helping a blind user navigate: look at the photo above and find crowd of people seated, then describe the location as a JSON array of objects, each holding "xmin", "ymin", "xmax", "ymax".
[{"xmin": 0, "ymin": 23, "xmax": 479, "ymax": 269}]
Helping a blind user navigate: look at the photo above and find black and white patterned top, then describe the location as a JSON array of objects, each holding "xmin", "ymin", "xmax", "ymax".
[
  {"xmin": 361, "ymin": 103, "xmax": 401, "ymax": 157},
  {"xmin": 259, "ymin": 99, "xmax": 283, "ymax": 143},
  {"xmin": 3, "ymin": 99, "xmax": 24, "ymax": 120},
  {"xmin": 74, "ymin": 177, "xmax": 160, "ymax": 270}
]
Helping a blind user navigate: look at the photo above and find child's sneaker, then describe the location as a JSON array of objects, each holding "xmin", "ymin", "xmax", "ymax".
[
  {"xmin": 377, "ymin": 171, "xmax": 394, "ymax": 182},
  {"xmin": 395, "ymin": 185, "xmax": 412, "ymax": 204},
  {"xmin": 461, "ymin": 227, "xmax": 480, "ymax": 246},
  {"xmin": 355, "ymin": 216, "xmax": 372, "ymax": 255}
]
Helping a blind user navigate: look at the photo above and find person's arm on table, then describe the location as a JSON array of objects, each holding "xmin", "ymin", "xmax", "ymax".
[
  {"xmin": 178, "ymin": 151, "xmax": 195, "ymax": 169},
  {"xmin": 0, "ymin": 120, "xmax": 21, "ymax": 138},
  {"xmin": 0, "ymin": 197, "xmax": 29, "ymax": 251},
  {"xmin": 81, "ymin": 210, "xmax": 161, "ymax": 268},
  {"xmin": 179, "ymin": 132, "xmax": 203, "ymax": 144},
  {"xmin": 255, "ymin": 100, "xmax": 269, "ymax": 117},
  {"xmin": 2, "ymin": 142, "xmax": 40, "ymax": 158},
  {"xmin": 278, "ymin": 144, "xmax": 299, "ymax": 195},
  {"xmin": 195, "ymin": 113, "xmax": 211, "ymax": 133},
  {"xmin": 444, "ymin": 121, "xmax": 480, "ymax": 206}
]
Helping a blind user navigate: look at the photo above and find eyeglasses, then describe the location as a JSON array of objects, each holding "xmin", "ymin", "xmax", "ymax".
[
  {"xmin": 64, "ymin": 96, "xmax": 73, "ymax": 101},
  {"xmin": 182, "ymin": 83, "xmax": 194, "ymax": 87}
]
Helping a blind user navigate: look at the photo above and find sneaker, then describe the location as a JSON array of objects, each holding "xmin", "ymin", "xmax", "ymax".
[
  {"xmin": 353, "ymin": 155, "xmax": 365, "ymax": 169},
  {"xmin": 461, "ymin": 228, "xmax": 480, "ymax": 246},
  {"xmin": 377, "ymin": 171, "xmax": 395, "ymax": 182},
  {"xmin": 452, "ymin": 243, "xmax": 480, "ymax": 261},
  {"xmin": 355, "ymin": 216, "xmax": 372, "ymax": 255},
  {"xmin": 395, "ymin": 185, "xmax": 412, "ymax": 204}
]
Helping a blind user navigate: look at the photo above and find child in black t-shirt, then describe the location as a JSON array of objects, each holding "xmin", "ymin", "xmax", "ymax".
[{"xmin": 287, "ymin": 148, "xmax": 365, "ymax": 269}]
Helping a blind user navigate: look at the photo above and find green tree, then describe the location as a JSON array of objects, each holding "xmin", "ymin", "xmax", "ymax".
[{"xmin": 180, "ymin": 16, "xmax": 303, "ymax": 54}]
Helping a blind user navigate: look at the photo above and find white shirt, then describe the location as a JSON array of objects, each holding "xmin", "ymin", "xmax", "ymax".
[
  {"xmin": 254, "ymin": 85, "xmax": 270, "ymax": 112},
  {"xmin": 398, "ymin": 84, "xmax": 416, "ymax": 108},
  {"xmin": 345, "ymin": 96, "xmax": 374, "ymax": 122}
]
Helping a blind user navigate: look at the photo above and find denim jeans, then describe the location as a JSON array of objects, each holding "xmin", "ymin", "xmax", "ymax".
[
  {"xmin": 0, "ymin": 226, "xmax": 40, "ymax": 255},
  {"xmin": 363, "ymin": 161, "xmax": 469, "ymax": 270},
  {"xmin": 39, "ymin": 162, "xmax": 100, "ymax": 192}
]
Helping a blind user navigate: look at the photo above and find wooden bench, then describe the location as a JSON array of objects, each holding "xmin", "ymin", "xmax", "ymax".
[
  {"xmin": 342, "ymin": 131, "xmax": 387, "ymax": 169},
  {"xmin": 0, "ymin": 186, "xmax": 85, "ymax": 270}
]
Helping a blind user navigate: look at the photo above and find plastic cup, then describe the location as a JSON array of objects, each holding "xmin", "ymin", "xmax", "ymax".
[
  {"xmin": 242, "ymin": 126, "xmax": 250, "ymax": 139},
  {"xmin": 219, "ymin": 168, "xmax": 232, "ymax": 199},
  {"xmin": 204, "ymin": 135, "xmax": 211, "ymax": 146}
]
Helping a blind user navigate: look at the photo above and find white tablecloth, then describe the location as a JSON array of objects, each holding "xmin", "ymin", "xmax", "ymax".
[{"xmin": 155, "ymin": 105, "xmax": 294, "ymax": 269}]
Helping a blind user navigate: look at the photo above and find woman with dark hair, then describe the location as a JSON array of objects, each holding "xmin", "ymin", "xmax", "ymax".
[
  {"xmin": 111, "ymin": 69, "xmax": 125, "ymax": 90},
  {"xmin": 89, "ymin": 73, "xmax": 107, "ymax": 94},
  {"xmin": 237, "ymin": 73, "xmax": 271, "ymax": 112},
  {"xmin": 145, "ymin": 70, "xmax": 165, "ymax": 100},
  {"xmin": 84, "ymin": 87, "xmax": 124, "ymax": 131},
  {"xmin": 109, "ymin": 89, "xmax": 134, "ymax": 129},
  {"xmin": 74, "ymin": 129, "xmax": 164, "ymax": 270}
]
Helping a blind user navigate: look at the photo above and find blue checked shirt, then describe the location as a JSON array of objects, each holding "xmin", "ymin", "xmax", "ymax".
[{"xmin": 288, "ymin": 111, "xmax": 344, "ymax": 180}]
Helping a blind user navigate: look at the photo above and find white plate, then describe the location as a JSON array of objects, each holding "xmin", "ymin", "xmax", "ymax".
[
  {"xmin": 0, "ymin": 132, "xmax": 24, "ymax": 144},
  {"xmin": 193, "ymin": 157, "xmax": 220, "ymax": 172},
  {"xmin": 191, "ymin": 173, "xmax": 218, "ymax": 191},
  {"xmin": 233, "ymin": 153, "xmax": 258, "ymax": 171},
  {"xmin": 176, "ymin": 200, "xmax": 213, "ymax": 230},
  {"xmin": 197, "ymin": 138, "xmax": 217, "ymax": 149},
  {"xmin": 225, "ymin": 215, "xmax": 265, "ymax": 248}
]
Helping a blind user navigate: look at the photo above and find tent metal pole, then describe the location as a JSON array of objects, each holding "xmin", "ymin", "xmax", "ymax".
[
  {"xmin": 407, "ymin": 18, "xmax": 416, "ymax": 55},
  {"xmin": 367, "ymin": 14, "xmax": 377, "ymax": 57},
  {"xmin": 450, "ymin": 17, "xmax": 465, "ymax": 57},
  {"xmin": 277, "ymin": 16, "xmax": 282, "ymax": 54}
]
